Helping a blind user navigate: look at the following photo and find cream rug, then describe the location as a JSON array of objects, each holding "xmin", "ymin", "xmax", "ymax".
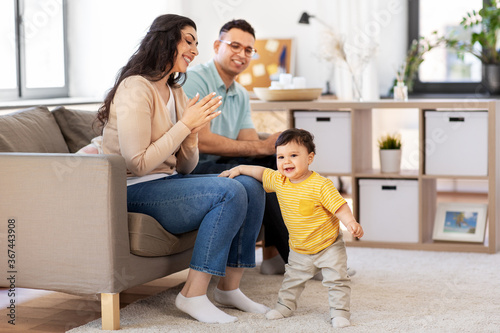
[{"xmin": 68, "ymin": 247, "xmax": 500, "ymax": 332}]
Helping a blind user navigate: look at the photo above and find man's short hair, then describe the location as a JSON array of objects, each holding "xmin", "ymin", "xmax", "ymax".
[{"xmin": 219, "ymin": 19, "xmax": 255, "ymax": 38}]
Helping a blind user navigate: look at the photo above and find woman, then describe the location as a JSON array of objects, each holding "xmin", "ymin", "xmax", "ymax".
[{"xmin": 97, "ymin": 14, "xmax": 268, "ymax": 324}]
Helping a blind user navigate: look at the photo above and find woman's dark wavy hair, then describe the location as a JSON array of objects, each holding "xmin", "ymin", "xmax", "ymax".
[
  {"xmin": 97, "ymin": 14, "xmax": 196, "ymax": 129},
  {"xmin": 275, "ymin": 128, "xmax": 316, "ymax": 154}
]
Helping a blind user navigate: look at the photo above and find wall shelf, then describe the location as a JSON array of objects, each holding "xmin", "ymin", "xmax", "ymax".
[{"xmin": 251, "ymin": 98, "xmax": 500, "ymax": 253}]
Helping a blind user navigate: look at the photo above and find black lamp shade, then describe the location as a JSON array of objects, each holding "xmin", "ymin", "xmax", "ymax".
[{"xmin": 299, "ymin": 12, "xmax": 312, "ymax": 24}]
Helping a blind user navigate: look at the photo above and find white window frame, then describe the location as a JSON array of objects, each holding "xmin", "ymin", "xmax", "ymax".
[
  {"xmin": 1, "ymin": 0, "xmax": 68, "ymax": 100},
  {"xmin": 408, "ymin": 0, "xmax": 487, "ymax": 95}
]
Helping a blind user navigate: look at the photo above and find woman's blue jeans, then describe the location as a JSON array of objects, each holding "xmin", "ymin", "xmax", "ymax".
[{"xmin": 127, "ymin": 174, "xmax": 265, "ymax": 276}]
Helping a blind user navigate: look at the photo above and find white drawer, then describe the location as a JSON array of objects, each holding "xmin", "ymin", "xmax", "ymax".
[
  {"xmin": 294, "ymin": 111, "xmax": 351, "ymax": 174},
  {"xmin": 425, "ymin": 111, "xmax": 488, "ymax": 176},
  {"xmin": 359, "ymin": 179, "xmax": 419, "ymax": 243}
]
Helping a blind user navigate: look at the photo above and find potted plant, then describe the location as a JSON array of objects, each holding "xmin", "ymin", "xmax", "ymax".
[
  {"xmin": 378, "ymin": 133, "xmax": 402, "ymax": 173},
  {"xmin": 446, "ymin": 0, "xmax": 500, "ymax": 93},
  {"xmin": 389, "ymin": 31, "xmax": 447, "ymax": 96}
]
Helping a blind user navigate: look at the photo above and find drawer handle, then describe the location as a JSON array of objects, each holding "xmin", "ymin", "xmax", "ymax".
[
  {"xmin": 449, "ymin": 117, "xmax": 465, "ymax": 122},
  {"xmin": 316, "ymin": 117, "xmax": 331, "ymax": 122},
  {"xmin": 381, "ymin": 185, "xmax": 397, "ymax": 190}
]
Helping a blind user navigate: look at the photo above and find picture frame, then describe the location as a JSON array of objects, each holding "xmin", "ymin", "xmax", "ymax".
[{"xmin": 432, "ymin": 203, "xmax": 488, "ymax": 243}]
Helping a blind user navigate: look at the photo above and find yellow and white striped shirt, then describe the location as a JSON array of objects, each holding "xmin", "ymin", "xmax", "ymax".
[{"xmin": 262, "ymin": 169, "xmax": 346, "ymax": 254}]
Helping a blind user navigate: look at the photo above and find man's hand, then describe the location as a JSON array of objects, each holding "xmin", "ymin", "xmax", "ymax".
[
  {"xmin": 260, "ymin": 132, "xmax": 282, "ymax": 156},
  {"xmin": 198, "ymin": 127, "xmax": 281, "ymax": 158}
]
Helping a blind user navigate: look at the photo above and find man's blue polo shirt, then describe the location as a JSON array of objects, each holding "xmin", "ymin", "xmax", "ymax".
[{"xmin": 183, "ymin": 59, "xmax": 255, "ymax": 142}]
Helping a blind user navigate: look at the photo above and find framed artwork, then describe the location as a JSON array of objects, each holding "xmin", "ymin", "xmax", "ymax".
[
  {"xmin": 236, "ymin": 38, "xmax": 294, "ymax": 91},
  {"xmin": 432, "ymin": 203, "xmax": 488, "ymax": 243}
]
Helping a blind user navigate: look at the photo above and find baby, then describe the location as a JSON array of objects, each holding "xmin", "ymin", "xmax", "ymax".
[{"xmin": 219, "ymin": 128, "xmax": 363, "ymax": 328}]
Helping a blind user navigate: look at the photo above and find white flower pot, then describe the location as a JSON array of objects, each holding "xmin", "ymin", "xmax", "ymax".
[{"xmin": 379, "ymin": 149, "xmax": 401, "ymax": 173}]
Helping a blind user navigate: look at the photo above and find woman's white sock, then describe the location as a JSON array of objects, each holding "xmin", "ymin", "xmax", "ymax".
[
  {"xmin": 175, "ymin": 293, "xmax": 237, "ymax": 324},
  {"xmin": 214, "ymin": 287, "xmax": 270, "ymax": 313}
]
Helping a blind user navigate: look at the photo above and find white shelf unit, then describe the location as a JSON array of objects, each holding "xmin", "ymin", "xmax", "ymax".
[{"xmin": 250, "ymin": 99, "xmax": 500, "ymax": 253}]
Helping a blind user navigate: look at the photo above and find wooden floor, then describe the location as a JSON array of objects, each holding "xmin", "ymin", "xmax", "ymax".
[{"xmin": 0, "ymin": 270, "xmax": 189, "ymax": 332}]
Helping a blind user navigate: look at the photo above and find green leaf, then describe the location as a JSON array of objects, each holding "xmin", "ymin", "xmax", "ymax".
[
  {"xmin": 378, "ymin": 134, "xmax": 402, "ymax": 150},
  {"xmin": 444, "ymin": 3, "xmax": 500, "ymax": 65}
]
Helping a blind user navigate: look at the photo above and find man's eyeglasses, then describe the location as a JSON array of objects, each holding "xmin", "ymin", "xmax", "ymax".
[{"xmin": 218, "ymin": 40, "xmax": 257, "ymax": 57}]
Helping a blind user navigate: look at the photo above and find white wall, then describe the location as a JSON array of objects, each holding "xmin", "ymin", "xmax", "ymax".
[
  {"xmin": 67, "ymin": 0, "xmax": 408, "ymax": 99},
  {"xmin": 182, "ymin": 0, "xmax": 408, "ymax": 98},
  {"xmin": 66, "ymin": 0, "xmax": 181, "ymax": 98}
]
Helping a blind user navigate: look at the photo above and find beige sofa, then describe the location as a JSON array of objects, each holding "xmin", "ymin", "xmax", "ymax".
[{"xmin": 0, "ymin": 106, "xmax": 197, "ymax": 330}]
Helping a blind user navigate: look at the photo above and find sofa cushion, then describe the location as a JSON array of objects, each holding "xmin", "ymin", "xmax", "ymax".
[
  {"xmin": 51, "ymin": 106, "xmax": 102, "ymax": 153},
  {"xmin": 0, "ymin": 106, "xmax": 69, "ymax": 153},
  {"xmin": 128, "ymin": 213, "xmax": 197, "ymax": 257}
]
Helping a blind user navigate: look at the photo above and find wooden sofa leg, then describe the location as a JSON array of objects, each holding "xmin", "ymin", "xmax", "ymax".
[{"xmin": 101, "ymin": 293, "xmax": 120, "ymax": 330}]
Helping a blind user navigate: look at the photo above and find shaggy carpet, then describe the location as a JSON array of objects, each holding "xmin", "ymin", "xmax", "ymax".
[{"xmin": 67, "ymin": 247, "xmax": 500, "ymax": 332}]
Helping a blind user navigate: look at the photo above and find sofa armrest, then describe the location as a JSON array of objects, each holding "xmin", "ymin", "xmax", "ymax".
[{"xmin": 0, "ymin": 153, "xmax": 130, "ymax": 295}]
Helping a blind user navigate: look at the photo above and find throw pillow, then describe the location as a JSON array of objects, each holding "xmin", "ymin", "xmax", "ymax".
[
  {"xmin": 0, "ymin": 106, "xmax": 69, "ymax": 153},
  {"xmin": 52, "ymin": 106, "xmax": 102, "ymax": 153}
]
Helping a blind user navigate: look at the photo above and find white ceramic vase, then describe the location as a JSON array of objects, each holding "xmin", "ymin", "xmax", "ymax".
[{"xmin": 379, "ymin": 149, "xmax": 401, "ymax": 173}]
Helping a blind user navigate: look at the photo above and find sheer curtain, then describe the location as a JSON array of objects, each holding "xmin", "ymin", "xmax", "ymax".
[
  {"xmin": 318, "ymin": 0, "xmax": 399, "ymax": 101},
  {"xmin": 315, "ymin": 1, "xmax": 418, "ymax": 171}
]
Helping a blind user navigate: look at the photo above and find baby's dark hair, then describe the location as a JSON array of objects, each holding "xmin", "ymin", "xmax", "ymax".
[{"xmin": 275, "ymin": 128, "xmax": 316, "ymax": 154}]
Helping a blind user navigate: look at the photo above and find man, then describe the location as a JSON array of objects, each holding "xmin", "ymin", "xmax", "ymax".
[
  {"xmin": 184, "ymin": 19, "xmax": 280, "ymax": 173},
  {"xmin": 183, "ymin": 19, "xmax": 288, "ymax": 274}
]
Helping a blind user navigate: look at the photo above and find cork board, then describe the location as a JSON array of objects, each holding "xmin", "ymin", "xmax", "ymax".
[{"xmin": 236, "ymin": 39, "xmax": 293, "ymax": 91}]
